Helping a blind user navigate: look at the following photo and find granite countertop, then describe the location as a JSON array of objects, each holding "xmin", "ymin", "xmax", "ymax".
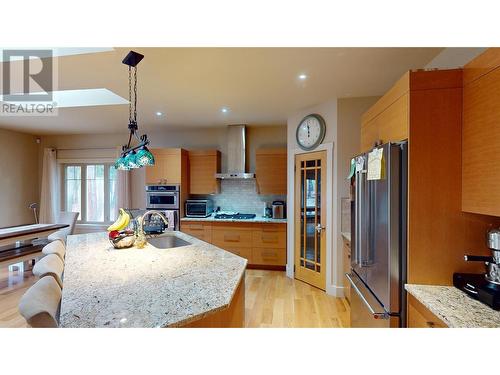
[
  {"xmin": 181, "ymin": 214, "xmax": 287, "ymax": 224},
  {"xmin": 59, "ymin": 231, "xmax": 247, "ymax": 328},
  {"xmin": 405, "ymin": 284, "xmax": 500, "ymax": 328},
  {"xmin": 341, "ymin": 232, "xmax": 351, "ymax": 242}
]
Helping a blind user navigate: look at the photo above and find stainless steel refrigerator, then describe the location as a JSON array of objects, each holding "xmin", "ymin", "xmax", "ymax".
[{"xmin": 347, "ymin": 141, "xmax": 408, "ymax": 328}]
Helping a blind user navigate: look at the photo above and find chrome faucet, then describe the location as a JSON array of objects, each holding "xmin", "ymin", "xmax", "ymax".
[{"xmin": 135, "ymin": 210, "xmax": 170, "ymax": 248}]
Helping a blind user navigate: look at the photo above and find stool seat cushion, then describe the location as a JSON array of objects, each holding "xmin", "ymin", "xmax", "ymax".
[
  {"xmin": 33, "ymin": 254, "xmax": 64, "ymax": 288},
  {"xmin": 18, "ymin": 276, "xmax": 61, "ymax": 328}
]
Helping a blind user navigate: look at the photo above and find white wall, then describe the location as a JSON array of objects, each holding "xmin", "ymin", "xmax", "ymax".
[
  {"xmin": 286, "ymin": 96, "xmax": 379, "ymax": 296},
  {"xmin": 286, "ymin": 98, "xmax": 338, "ymax": 294},
  {"xmin": 0, "ymin": 128, "xmax": 40, "ymax": 227}
]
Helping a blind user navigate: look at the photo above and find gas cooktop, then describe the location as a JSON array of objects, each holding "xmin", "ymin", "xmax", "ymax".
[{"xmin": 214, "ymin": 213, "xmax": 256, "ymax": 220}]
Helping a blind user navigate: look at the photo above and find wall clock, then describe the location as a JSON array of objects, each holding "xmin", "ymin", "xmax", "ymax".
[{"xmin": 296, "ymin": 114, "xmax": 326, "ymax": 151}]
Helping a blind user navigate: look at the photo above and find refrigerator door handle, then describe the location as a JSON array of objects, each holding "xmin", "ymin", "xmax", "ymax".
[{"xmin": 346, "ymin": 273, "xmax": 389, "ymax": 320}]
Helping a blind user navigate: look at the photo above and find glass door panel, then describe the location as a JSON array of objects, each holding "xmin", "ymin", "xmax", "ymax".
[{"xmin": 295, "ymin": 151, "xmax": 327, "ymax": 290}]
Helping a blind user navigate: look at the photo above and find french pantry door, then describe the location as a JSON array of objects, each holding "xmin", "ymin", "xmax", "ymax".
[{"xmin": 294, "ymin": 151, "xmax": 327, "ymax": 290}]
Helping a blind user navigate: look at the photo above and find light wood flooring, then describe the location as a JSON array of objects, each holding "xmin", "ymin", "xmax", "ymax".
[{"xmin": 0, "ymin": 260, "xmax": 349, "ymax": 328}]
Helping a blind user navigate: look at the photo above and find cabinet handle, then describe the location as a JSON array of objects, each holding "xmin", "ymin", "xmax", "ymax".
[
  {"xmin": 261, "ymin": 234, "xmax": 277, "ymax": 243},
  {"xmin": 426, "ymin": 321, "xmax": 436, "ymax": 328},
  {"xmin": 261, "ymin": 250, "xmax": 278, "ymax": 258},
  {"xmin": 224, "ymin": 234, "xmax": 241, "ymax": 242},
  {"xmin": 189, "ymin": 225, "xmax": 204, "ymax": 230}
]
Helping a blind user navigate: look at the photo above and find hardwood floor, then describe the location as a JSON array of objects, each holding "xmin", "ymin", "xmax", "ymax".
[
  {"xmin": 0, "ymin": 261, "xmax": 349, "ymax": 328},
  {"xmin": 245, "ymin": 270, "xmax": 349, "ymax": 328}
]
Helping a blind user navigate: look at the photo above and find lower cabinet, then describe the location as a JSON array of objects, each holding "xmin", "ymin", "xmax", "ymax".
[
  {"xmin": 181, "ymin": 222, "xmax": 212, "ymax": 243},
  {"xmin": 407, "ymin": 294, "xmax": 447, "ymax": 328},
  {"xmin": 181, "ymin": 220, "xmax": 286, "ymax": 268}
]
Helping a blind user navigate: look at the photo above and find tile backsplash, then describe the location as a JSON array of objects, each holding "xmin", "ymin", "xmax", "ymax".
[{"xmin": 191, "ymin": 179, "xmax": 286, "ymax": 215}]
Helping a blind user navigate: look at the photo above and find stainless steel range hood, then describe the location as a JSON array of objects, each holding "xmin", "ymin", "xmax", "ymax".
[{"xmin": 215, "ymin": 125, "xmax": 255, "ymax": 179}]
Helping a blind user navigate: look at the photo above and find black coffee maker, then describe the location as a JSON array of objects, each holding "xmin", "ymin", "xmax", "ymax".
[{"xmin": 454, "ymin": 228, "xmax": 500, "ymax": 310}]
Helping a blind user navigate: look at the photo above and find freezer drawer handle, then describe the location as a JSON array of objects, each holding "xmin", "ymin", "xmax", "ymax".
[{"xmin": 345, "ymin": 273, "xmax": 389, "ymax": 320}]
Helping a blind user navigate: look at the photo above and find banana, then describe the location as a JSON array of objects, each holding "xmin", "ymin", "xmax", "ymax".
[{"xmin": 107, "ymin": 208, "xmax": 130, "ymax": 232}]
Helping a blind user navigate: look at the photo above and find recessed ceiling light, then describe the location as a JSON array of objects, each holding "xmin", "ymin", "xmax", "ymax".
[
  {"xmin": 221, "ymin": 107, "xmax": 229, "ymax": 113},
  {"xmin": 298, "ymin": 74, "xmax": 307, "ymax": 80},
  {"xmin": 156, "ymin": 111, "xmax": 163, "ymax": 116}
]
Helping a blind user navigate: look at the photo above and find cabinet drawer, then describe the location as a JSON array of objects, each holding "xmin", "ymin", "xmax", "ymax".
[
  {"xmin": 181, "ymin": 222, "xmax": 212, "ymax": 243},
  {"xmin": 212, "ymin": 228, "xmax": 252, "ymax": 248},
  {"xmin": 407, "ymin": 295, "xmax": 447, "ymax": 328},
  {"xmin": 251, "ymin": 247, "xmax": 286, "ymax": 266},
  {"xmin": 222, "ymin": 246, "xmax": 252, "ymax": 262},
  {"xmin": 252, "ymin": 229, "xmax": 286, "ymax": 248}
]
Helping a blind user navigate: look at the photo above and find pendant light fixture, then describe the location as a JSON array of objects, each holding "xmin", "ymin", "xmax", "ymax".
[{"xmin": 115, "ymin": 50, "xmax": 155, "ymax": 170}]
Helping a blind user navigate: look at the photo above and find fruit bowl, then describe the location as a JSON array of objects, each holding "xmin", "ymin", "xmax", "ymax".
[
  {"xmin": 109, "ymin": 230, "xmax": 135, "ymax": 249},
  {"xmin": 107, "ymin": 209, "xmax": 135, "ymax": 249}
]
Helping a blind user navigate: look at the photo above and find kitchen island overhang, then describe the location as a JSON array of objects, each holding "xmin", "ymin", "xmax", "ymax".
[{"xmin": 59, "ymin": 231, "xmax": 247, "ymax": 328}]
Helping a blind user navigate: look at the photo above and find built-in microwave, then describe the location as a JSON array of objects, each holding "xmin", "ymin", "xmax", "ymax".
[
  {"xmin": 185, "ymin": 199, "xmax": 213, "ymax": 218},
  {"xmin": 145, "ymin": 184, "xmax": 180, "ymax": 210}
]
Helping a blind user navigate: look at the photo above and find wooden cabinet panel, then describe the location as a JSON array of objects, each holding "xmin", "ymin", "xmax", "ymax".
[
  {"xmin": 252, "ymin": 247, "xmax": 286, "ymax": 266},
  {"xmin": 360, "ymin": 120, "xmax": 379, "ymax": 153},
  {"xmin": 146, "ymin": 148, "xmax": 184, "ymax": 184},
  {"xmin": 212, "ymin": 223, "xmax": 253, "ymax": 248},
  {"xmin": 252, "ymin": 224, "xmax": 286, "ymax": 248},
  {"xmin": 255, "ymin": 148, "xmax": 287, "ymax": 195},
  {"xmin": 376, "ymin": 93, "xmax": 409, "ymax": 144},
  {"xmin": 407, "ymin": 295, "xmax": 447, "ymax": 328},
  {"xmin": 462, "ymin": 67, "xmax": 500, "ymax": 216},
  {"xmin": 463, "ymin": 48, "xmax": 500, "ymax": 85},
  {"xmin": 188, "ymin": 150, "xmax": 221, "ymax": 195},
  {"xmin": 181, "ymin": 221, "xmax": 212, "ymax": 243}
]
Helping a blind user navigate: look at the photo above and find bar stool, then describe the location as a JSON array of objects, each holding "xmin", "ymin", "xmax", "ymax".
[
  {"xmin": 32, "ymin": 254, "xmax": 64, "ymax": 288},
  {"xmin": 18, "ymin": 276, "xmax": 61, "ymax": 328},
  {"xmin": 42, "ymin": 239, "xmax": 66, "ymax": 261}
]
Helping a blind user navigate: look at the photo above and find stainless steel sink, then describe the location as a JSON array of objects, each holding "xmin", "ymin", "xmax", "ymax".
[{"xmin": 147, "ymin": 235, "xmax": 191, "ymax": 249}]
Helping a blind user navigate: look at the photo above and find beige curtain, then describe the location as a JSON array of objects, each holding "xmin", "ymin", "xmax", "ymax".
[
  {"xmin": 39, "ymin": 148, "xmax": 58, "ymax": 223},
  {"xmin": 116, "ymin": 147, "xmax": 132, "ymax": 209}
]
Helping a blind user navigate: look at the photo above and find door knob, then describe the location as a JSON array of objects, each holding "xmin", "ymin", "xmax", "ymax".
[{"xmin": 315, "ymin": 224, "xmax": 325, "ymax": 234}]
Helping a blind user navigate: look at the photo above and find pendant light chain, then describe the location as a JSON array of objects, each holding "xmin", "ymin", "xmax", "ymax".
[
  {"xmin": 133, "ymin": 66, "xmax": 138, "ymax": 123},
  {"xmin": 128, "ymin": 66, "xmax": 132, "ymax": 124}
]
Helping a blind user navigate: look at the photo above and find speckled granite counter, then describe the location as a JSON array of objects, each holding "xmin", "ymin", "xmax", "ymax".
[
  {"xmin": 181, "ymin": 215, "xmax": 287, "ymax": 224},
  {"xmin": 60, "ymin": 231, "xmax": 247, "ymax": 328},
  {"xmin": 405, "ymin": 284, "xmax": 500, "ymax": 328}
]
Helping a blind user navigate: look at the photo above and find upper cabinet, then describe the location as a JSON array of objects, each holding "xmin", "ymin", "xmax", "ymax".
[
  {"xmin": 361, "ymin": 72, "xmax": 410, "ymax": 151},
  {"xmin": 462, "ymin": 48, "xmax": 500, "ymax": 217},
  {"xmin": 188, "ymin": 150, "xmax": 221, "ymax": 195},
  {"xmin": 146, "ymin": 148, "xmax": 188, "ymax": 185},
  {"xmin": 255, "ymin": 148, "xmax": 287, "ymax": 195}
]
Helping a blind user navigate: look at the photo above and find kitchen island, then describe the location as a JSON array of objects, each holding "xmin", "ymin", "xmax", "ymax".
[{"xmin": 59, "ymin": 231, "xmax": 247, "ymax": 328}]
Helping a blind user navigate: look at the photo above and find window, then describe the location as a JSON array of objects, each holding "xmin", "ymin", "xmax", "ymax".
[{"xmin": 62, "ymin": 164, "xmax": 118, "ymax": 224}]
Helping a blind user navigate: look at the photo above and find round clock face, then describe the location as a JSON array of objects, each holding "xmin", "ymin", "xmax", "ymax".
[{"xmin": 296, "ymin": 114, "xmax": 326, "ymax": 150}]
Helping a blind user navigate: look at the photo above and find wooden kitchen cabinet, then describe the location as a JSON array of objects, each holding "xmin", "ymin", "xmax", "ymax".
[
  {"xmin": 407, "ymin": 295, "xmax": 447, "ymax": 328},
  {"xmin": 361, "ymin": 68, "xmax": 500, "ymax": 289},
  {"xmin": 462, "ymin": 48, "xmax": 500, "ymax": 216},
  {"xmin": 255, "ymin": 148, "xmax": 287, "ymax": 195},
  {"xmin": 181, "ymin": 221, "xmax": 212, "ymax": 243},
  {"xmin": 146, "ymin": 148, "xmax": 188, "ymax": 185},
  {"xmin": 181, "ymin": 221, "xmax": 287, "ymax": 268},
  {"xmin": 188, "ymin": 150, "xmax": 221, "ymax": 195}
]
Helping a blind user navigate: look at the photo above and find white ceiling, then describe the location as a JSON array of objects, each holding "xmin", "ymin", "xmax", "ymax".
[{"xmin": 0, "ymin": 47, "xmax": 444, "ymax": 135}]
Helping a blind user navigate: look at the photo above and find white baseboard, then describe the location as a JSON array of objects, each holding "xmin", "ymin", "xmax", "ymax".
[{"xmin": 327, "ymin": 284, "xmax": 345, "ymax": 298}]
